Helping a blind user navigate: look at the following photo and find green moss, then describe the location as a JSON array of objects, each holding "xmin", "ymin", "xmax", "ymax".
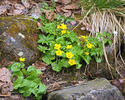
[
  {"xmin": 74, "ymin": 25, "xmax": 89, "ymax": 36},
  {"xmin": 0, "ymin": 16, "xmax": 39, "ymax": 50},
  {"xmin": 74, "ymin": 14, "xmax": 89, "ymax": 36}
]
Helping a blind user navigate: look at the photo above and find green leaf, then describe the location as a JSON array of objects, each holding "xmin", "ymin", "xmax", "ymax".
[
  {"xmin": 12, "ymin": 71, "xmax": 23, "ymax": 78},
  {"xmin": 96, "ymin": 57, "xmax": 102, "ymax": 63},
  {"xmin": 13, "ymin": 76, "xmax": 24, "ymax": 89},
  {"xmin": 11, "ymin": 62, "xmax": 24, "ymax": 72},
  {"xmin": 27, "ymin": 66, "xmax": 36, "ymax": 72},
  {"xmin": 52, "ymin": 62, "xmax": 62, "ymax": 72},
  {"xmin": 108, "ymin": 40, "xmax": 112, "ymax": 46},
  {"xmin": 82, "ymin": 56, "xmax": 91, "ymax": 64},
  {"xmin": 36, "ymin": 69, "xmax": 42, "ymax": 75},
  {"xmin": 76, "ymin": 64, "xmax": 82, "ymax": 69},
  {"xmin": 69, "ymin": 33, "xmax": 78, "ymax": 42},
  {"xmin": 22, "ymin": 87, "xmax": 32, "ymax": 97},
  {"xmin": 63, "ymin": 60, "xmax": 69, "ymax": 68},
  {"xmin": 37, "ymin": 34, "xmax": 46, "ymax": 43},
  {"xmin": 9, "ymin": 60, "xmax": 46, "ymax": 100},
  {"xmin": 22, "ymin": 69, "xmax": 28, "ymax": 75},
  {"xmin": 41, "ymin": 22, "xmax": 57, "ymax": 35},
  {"xmin": 38, "ymin": 83, "xmax": 46, "ymax": 94},
  {"xmin": 21, "ymin": 79, "xmax": 38, "ymax": 88},
  {"xmin": 38, "ymin": 45, "xmax": 48, "ymax": 53},
  {"xmin": 42, "ymin": 53, "xmax": 55, "ymax": 65}
]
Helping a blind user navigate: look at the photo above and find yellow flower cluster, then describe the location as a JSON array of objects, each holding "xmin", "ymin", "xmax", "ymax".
[
  {"xmin": 66, "ymin": 52, "xmax": 74, "ymax": 58},
  {"xmin": 56, "ymin": 50, "xmax": 63, "ymax": 56},
  {"xmin": 54, "ymin": 44, "xmax": 61, "ymax": 50},
  {"xmin": 87, "ymin": 43, "xmax": 93, "ymax": 49},
  {"xmin": 66, "ymin": 45, "xmax": 72, "ymax": 49},
  {"xmin": 61, "ymin": 30, "xmax": 66, "ymax": 34},
  {"xmin": 57, "ymin": 23, "xmax": 67, "ymax": 30},
  {"xmin": 66, "ymin": 52, "xmax": 76, "ymax": 66},
  {"xmin": 81, "ymin": 36, "xmax": 87, "ymax": 40},
  {"xmin": 54, "ymin": 44, "xmax": 75, "ymax": 66},
  {"xmin": 57, "ymin": 23, "xmax": 67, "ymax": 34},
  {"xmin": 54, "ymin": 44, "xmax": 63, "ymax": 56},
  {"xmin": 19, "ymin": 57, "xmax": 25, "ymax": 62},
  {"xmin": 85, "ymin": 52, "xmax": 89, "ymax": 55},
  {"xmin": 80, "ymin": 35, "xmax": 94, "ymax": 49},
  {"xmin": 68, "ymin": 59, "xmax": 76, "ymax": 66}
]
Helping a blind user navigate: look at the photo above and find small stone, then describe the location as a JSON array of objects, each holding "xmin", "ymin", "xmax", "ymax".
[
  {"xmin": 18, "ymin": 33, "xmax": 25, "ymax": 38},
  {"xmin": 18, "ymin": 52, "xmax": 24, "ymax": 57}
]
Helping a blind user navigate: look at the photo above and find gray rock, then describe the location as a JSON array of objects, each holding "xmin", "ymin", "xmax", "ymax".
[
  {"xmin": 48, "ymin": 78, "xmax": 124, "ymax": 100},
  {"xmin": 0, "ymin": 16, "xmax": 39, "ymax": 65}
]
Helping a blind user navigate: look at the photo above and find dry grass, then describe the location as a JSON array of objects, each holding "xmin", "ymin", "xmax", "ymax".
[{"xmin": 75, "ymin": 6, "xmax": 125, "ymax": 78}]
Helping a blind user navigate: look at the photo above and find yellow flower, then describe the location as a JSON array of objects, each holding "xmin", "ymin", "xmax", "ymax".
[
  {"xmin": 60, "ymin": 23, "xmax": 67, "ymax": 30},
  {"xmin": 54, "ymin": 44, "xmax": 61, "ymax": 50},
  {"xmin": 66, "ymin": 45, "xmax": 72, "ymax": 49},
  {"xmin": 66, "ymin": 52, "xmax": 74, "ymax": 58},
  {"xmin": 56, "ymin": 50, "xmax": 63, "ymax": 56},
  {"xmin": 19, "ymin": 57, "xmax": 25, "ymax": 62},
  {"xmin": 61, "ymin": 30, "xmax": 66, "ymax": 34},
  {"xmin": 85, "ymin": 40, "xmax": 89, "ymax": 42},
  {"xmin": 68, "ymin": 59, "xmax": 76, "ymax": 66},
  {"xmin": 85, "ymin": 52, "xmax": 89, "ymax": 55},
  {"xmin": 57, "ymin": 25, "xmax": 61, "ymax": 29},
  {"xmin": 81, "ymin": 36, "xmax": 87, "ymax": 40},
  {"xmin": 87, "ymin": 43, "xmax": 93, "ymax": 49}
]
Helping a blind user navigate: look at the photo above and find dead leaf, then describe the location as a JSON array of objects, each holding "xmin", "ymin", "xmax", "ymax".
[
  {"xmin": 32, "ymin": 61, "xmax": 47, "ymax": 71},
  {"xmin": 47, "ymin": 81, "xmax": 67, "ymax": 92},
  {"xmin": 80, "ymin": 20, "xmax": 92, "ymax": 31},
  {"xmin": 63, "ymin": 4, "xmax": 80, "ymax": 10},
  {"xmin": 54, "ymin": 0, "xmax": 71, "ymax": 4},
  {"xmin": 55, "ymin": 5, "xmax": 62, "ymax": 13},
  {"xmin": 111, "ymin": 79, "xmax": 124, "ymax": 91},
  {"xmin": 0, "ymin": 5, "xmax": 7, "ymax": 15},
  {"xmin": 0, "ymin": 68, "xmax": 13, "ymax": 96},
  {"xmin": 61, "ymin": 0, "xmax": 71, "ymax": 4},
  {"xmin": 64, "ymin": 10, "xmax": 72, "ymax": 17},
  {"xmin": 12, "ymin": 9, "xmax": 23, "ymax": 15},
  {"xmin": 14, "ymin": 4, "xmax": 25, "ymax": 10},
  {"xmin": 61, "ymin": 8, "xmax": 69, "ymax": 13},
  {"xmin": 0, "ymin": 59, "xmax": 13, "ymax": 68},
  {"xmin": 44, "ymin": 10, "xmax": 56, "ymax": 21},
  {"xmin": 21, "ymin": 0, "xmax": 30, "ymax": 8}
]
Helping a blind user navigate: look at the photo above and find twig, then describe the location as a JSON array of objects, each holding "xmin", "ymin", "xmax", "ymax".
[
  {"xmin": 111, "ymin": 12, "xmax": 125, "ymax": 36},
  {"xmin": 113, "ymin": 34, "xmax": 117, "ymax": 67},
  {"xmin": 102, "ymin": 40, "xmax": 114, "ymax": 79},
  {"xmin": 72, "ymin": 6, "xmax": 94, "ymax": 31},
  {"xmin": 120, "ymin": 54, "xmax": 125, "ymax": 66}
]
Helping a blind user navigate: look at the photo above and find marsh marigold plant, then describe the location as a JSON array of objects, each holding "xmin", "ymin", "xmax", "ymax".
[{"xmin": 38, "ymin": 13, "xmax": 112, "ymax": 72}]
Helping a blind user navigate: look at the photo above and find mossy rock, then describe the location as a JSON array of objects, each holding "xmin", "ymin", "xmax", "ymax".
[
  {"xmin": 48, "ymin": 78, "xmax": 124, "ymax": 100},
  {"xmin": 0, "ymin": 16, "xmax": 40, "ymax": 65}
]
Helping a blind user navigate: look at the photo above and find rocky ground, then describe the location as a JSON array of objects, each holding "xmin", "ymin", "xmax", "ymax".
[{"xmin": 0, "ymin": 0, "xmax": 125, "ymax": 100}]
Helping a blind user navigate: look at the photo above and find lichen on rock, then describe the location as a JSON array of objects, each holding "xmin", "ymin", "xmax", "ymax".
[{"xmin": 0, "ymin": 16, "xmax": 40, "ymax": 65}]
